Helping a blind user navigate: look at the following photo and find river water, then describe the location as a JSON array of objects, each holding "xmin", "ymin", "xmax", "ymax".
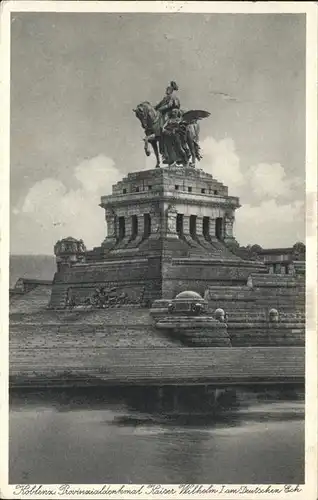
[{"xmin": 9, "ymin": 388, "xmax": 304, "ymax": 485}]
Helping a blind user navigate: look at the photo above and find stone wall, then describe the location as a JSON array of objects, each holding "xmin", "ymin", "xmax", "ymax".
[
  {"xmin": 202, "ymin": 274, "xmax": 305, "ymax": 346},
  {"xmin": 161, "ymin": 258, "xmax": 266, "ymax": 298},
  {"xmin": 49, "ymin": 257, "xmax": 162, "ymax": 309}
]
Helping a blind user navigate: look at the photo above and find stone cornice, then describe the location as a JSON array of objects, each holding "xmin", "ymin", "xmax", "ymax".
[
  {"xmin": 116, "ymin": 166, "xmax": 216, "ymax": 183},
  {"xmin": 171, "ymin": 258, "xmax": 266, "ymax": 268},
  {"xmin": 100, "ymin": 192, "xmax": 240, "ymax": 209},
  {"xmin": 71, "ymin": 258, "xmax": 148, "ymax": 267}
]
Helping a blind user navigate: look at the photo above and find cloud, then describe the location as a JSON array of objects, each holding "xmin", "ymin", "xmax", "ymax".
[
  {"xmin": 236, "ymin": 199, "xmax": 305, "ymax": 247},
  {"xmin": 200, "ymin": 136, "xmax": 244, "ymax": 191},
  {"xmin": 11, "ymin": 155, "xmax": 122, "ymax": 254},
  {"xmin": 246, "ymin": 162, "xmax": 303, "ymax": 199},
  {"xmin": 200, "ymin": 136, "xmax": 304, "ymax": 247},
  {"xmin": 73, "ymin": 156, "xmax": 120, "ymax": 193}
]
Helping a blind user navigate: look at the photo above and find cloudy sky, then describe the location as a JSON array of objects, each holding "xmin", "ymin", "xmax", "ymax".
[{"xmin": 10, "ymin": 12, "xmax": 305, "ymax": 254}]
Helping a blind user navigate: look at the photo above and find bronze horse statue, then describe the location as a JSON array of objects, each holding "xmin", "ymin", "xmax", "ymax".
[{"xmin": 133, "ymin": 101, "xmax": 209, "ymax": 168}]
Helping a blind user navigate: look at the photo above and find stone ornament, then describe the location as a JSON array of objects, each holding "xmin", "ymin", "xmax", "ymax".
[
  {"xmin": 167, "ymin": 290, "xmax": 207, "ymax": 316},
  {"xmin": 269, "ymin": 308, "xmax": 279, "ymax": 322},
  {"xmin": 292, "ymin": 242, "xmax": 305, "ymax": 261},
  {"xmin": 214, "ymin": 308, "xmax": 225, "ymax": 322},
  {"xmin": 149, "ymin": 203, "xmax": 161, "ymax": 233},
  {"xmin": 224, "ymin": 210, "xmax": 235, "ymax": 223},
  {"xmin": 166, "ymin": 204, "xmax": 178, "ymax": 233},
  {"xmin": 247, "ymin": 276, "xmax": 253, "ymax": 288},
  {"xmin": 65, "ymin": 286, "xmax": 146, "ymax": 309},
  {"xmin": 54, "ymin": 237, "xmax": 86, "ymax": 256},
  {"xmin": 104, "ymin": 208, "xmax": 117, "ymax": 238}
]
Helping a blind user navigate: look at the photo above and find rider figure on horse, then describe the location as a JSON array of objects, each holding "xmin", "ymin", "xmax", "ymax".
[
  {"xmin": 155, "ymin": 81, "xmax": 188, "ymax": 165},
  {"xmin": 155, "ymin": 81, "xmax": 181, "ymax": 128},
  {"xmin": 134, "ymin": 80, "xmax": 210, "ymax": 168}
]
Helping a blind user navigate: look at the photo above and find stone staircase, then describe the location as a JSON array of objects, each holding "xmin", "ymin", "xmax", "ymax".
[
  {"xmin": 9, "ymin": 346, "xmax": 305, "ymax": 387},
  {"xmin": 48, "ymin": 282, "xmax": 69, "ymax": 309},
  {"xmin": 208, "ymin": 238, "xmax": 242, "ymax": 259},
  {"xmin": 9, "ymin": 285, "xmax": 52, "ymax": 314},
  {"xmin": 9, "ymin": 322, "xmax": 178, "ymax": 348}
]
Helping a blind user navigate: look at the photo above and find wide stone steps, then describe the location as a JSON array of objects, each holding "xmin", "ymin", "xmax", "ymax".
[
  {"xmin": 9, "ymin": 323, "xmax": 176, "ymax": 348},
  {"xmin": 10, "ymin": 306, "xmax": 154, "ymax": 325},
  {"xmin": 228, "ymin": 325, "xmax": 304, "ymax": 347},
  {"xmin": 49, "ymin": 287, "xmax": 68, "ymax": 309},
  {"xmin": 9, "ymin": 286, "xmax": 52, "ymax": 314},
  {"xmin": 9, "ymin": 346, "xmax": 305, "ymax": 387},
  {"xmin": 208, "ymin": 239, "xmax": 240, "ymax": 259},
  {"xmin": 230, "ymin": 334, "xmax": 304, "ymax": 347}
]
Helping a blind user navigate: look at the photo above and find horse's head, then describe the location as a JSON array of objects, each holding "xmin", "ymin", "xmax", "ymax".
[
  {"xmin": 133, "ymin": 102, "xmax": 156, "ymax": 131},
  {"xmin": 133, "ymin": 103, "xmax": 146, "ymax": 129}
]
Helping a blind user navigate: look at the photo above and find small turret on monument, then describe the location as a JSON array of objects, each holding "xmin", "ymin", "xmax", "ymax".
[{"xmin": 54, "ymin": 237, "xmax": 86, "ymax": 272}]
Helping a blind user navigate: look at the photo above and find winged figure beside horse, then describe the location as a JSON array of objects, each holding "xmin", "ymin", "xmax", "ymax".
[{"xmin": 133, "ymin": 81, "xmax": 210, "ymax": 169}]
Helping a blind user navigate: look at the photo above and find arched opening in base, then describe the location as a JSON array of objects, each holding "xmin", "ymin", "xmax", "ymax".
[
  {"xmin": 131, "ymin": 215, "xmax": 138, "ymax": 239},
  {"xmin": 190, "ymin": 215, "xmax": 197, "ymax": 238},
  {"xmin": 144, "ymin": 214, "xmax": 151, "ymax": 238},
  {"xmin": 215, "ymin": 217, "xmax": 224, "ymax": 240},
  {"xmin": 118, "ymin": 217, "xmax": 126, "ymax": 240}
]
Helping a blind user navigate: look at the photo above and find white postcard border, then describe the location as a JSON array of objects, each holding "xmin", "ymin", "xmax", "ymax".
[{"xmin": 0, "ymin": 2, "xmax": 317, "ymax": 499}]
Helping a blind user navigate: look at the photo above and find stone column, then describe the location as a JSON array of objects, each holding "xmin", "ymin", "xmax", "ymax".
[
  {"xmin": 165, "ymin": 204, "xmax": 178, "ymax": 239},
  {"xmin": 209, "ymin": 218, "xmax": 216, "ymax": 240},
  {"xmin": 196, "ymin": 216, "xmax": 203, "ymax": 236},
  {"xmin": 106, "ymin": 209, "xmax": 116, "ymax": 238},
  {"xmin": 288, "ymin": 263, "xmax": 295, "ymax": 275},
  {"xmin": 223, "ymin": 211, "xmax": 235, "ymax": 244},
  {"xmin": 137, "ymin": 214, "xmax": 144, "ymax": 239},
  {"xmin": 125, "ymin": 215, "xmax": 132, "ymax": 238},
  {"xmin": 149, "ymin": 206, "xmax": 162, "ymax": 239},
  {"xmin": 224, "ymin": 215, "xmax": 234, "ymax": 238},
  {"xmin": 225, "ymin": 219, "xmax": 234, "ymax": 238},
  {"xmin": 183, "ymin": 215, "xmax": 190, "ymax": 235},
  {"xmin": 102, "ymin": 208, "xmax": 117, "ymax": 247}
]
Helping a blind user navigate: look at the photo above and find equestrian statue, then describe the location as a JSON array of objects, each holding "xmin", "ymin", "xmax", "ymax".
[{"xmin": 133, "ymin": 81, "xmax": 210, "ymax": 168}]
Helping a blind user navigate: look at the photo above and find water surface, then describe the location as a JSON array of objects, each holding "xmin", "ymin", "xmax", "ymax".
[{"xmin": 9, "ymin": 388, "xmax": 304, "ymax": 484}]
